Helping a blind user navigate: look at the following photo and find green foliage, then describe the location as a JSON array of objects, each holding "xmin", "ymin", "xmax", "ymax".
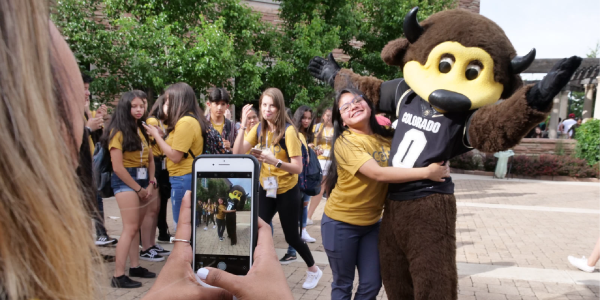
[
  {"xmin": 575, "ymin": 119, "xmax": 600, "ymax": 166},
  {"xmin": 568, "ymin": 91, "xmax": 584, "ymax": 119},
  {"xmin": 196, "ymin": 178, "xmax": 230, "ymax": 203},
  {"xmin": 52, "ymin": 0, "xmax": 269, "ymax": 106}
]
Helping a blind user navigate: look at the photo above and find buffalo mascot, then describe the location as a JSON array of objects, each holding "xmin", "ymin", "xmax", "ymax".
[{"xmin": 308, "ymin": 7, "xmax": 581, "ymax": 300}]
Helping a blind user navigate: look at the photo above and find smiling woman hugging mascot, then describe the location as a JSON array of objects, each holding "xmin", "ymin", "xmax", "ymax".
[{"xmin": 308, "ymin": 7, "xmax": 581, "ymax": 300}]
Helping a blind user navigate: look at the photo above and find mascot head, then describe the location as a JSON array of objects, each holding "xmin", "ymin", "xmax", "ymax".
[
  {"xmin": 381, "ymin": 7, "xmax": 535, "ymax": 112},
  {"xmin": 228, "ymin": 185, "xmax": 247, "ymax": 210}
]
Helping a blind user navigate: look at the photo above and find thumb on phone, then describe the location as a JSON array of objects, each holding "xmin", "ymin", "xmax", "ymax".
[{"xmin": 197, "ymin": 267, "xmax": 242, "ymax": 295}]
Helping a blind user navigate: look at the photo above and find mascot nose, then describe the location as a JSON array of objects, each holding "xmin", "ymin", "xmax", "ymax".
[{"xmin": 428, "ymin": 90, "xmax": 472, "ymax": 112}]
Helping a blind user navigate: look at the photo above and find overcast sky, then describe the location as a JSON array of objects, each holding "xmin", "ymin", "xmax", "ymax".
[
  {"xmin": 480, "ymin": 0, "xmax": 598, "ymax": 78},
  {"xmin": 229, "ymin": 178, "xmax": 252, "ymax": 196}
]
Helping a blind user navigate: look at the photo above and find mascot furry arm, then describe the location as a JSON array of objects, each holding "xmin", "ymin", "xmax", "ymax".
[{"xmin": 309, "ymin": 8, "xmax": 581, "ymax": 153}]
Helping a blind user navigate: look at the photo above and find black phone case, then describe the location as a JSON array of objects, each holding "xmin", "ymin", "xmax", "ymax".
[{"xmin": 190, "ymin": 154, "xmax": 260, "ymax": 272}]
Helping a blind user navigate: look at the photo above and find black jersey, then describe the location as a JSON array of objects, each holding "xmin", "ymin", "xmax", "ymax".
[{"xmin": 378, "ymin": 79, "xmax": 474, "ymax": 201}]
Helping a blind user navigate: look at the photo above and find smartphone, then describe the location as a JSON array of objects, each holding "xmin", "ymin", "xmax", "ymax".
[
  {"xmin": 249, "ymin": 148, "xmax": 262, "ymax": 156},
  {"xmin": 192, "ymin": 155, "xmax": 259, "ymax": 276}
]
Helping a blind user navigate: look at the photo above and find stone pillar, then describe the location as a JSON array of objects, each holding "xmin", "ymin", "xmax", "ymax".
[
  {"xmin": 457, "ymin": 0, "xmax": 480, "ymax": 13},
  {"xmin": 558, "ymin": 90, "xmax": 569, "ymax": 120},
  {"xmin": 594, "ymin": 77, "xmax": 600, "ymax": 119},
  {"xmin": 583, "ymin": 84, "xmax": 595, "ymax": 119},
  {"xmin": 548, "ymin": 91, "xmax": 561, "ymax": 139}
]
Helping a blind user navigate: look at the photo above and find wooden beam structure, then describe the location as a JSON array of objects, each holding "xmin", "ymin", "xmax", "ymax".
[{"xmin": 522, "ymin": 58, "xmax": 599, "ymax": 73}]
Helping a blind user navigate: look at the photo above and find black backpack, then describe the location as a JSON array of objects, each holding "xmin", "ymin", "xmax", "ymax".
[
  {"xmin": 257, "ymin": 123, "xmax": 322, "ymax": 196},
  {"xmin": 93, "ymin": 142, "xmax": 114, "ymax": 198}
]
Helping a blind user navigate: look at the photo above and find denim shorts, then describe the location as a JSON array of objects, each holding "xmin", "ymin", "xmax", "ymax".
[{"xmin": 111, "ymin": 167, "xmax": 149, "ymax": 194}]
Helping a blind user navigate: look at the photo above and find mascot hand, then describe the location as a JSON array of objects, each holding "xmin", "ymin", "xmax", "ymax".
[
  {"xmin": 526, "ymin": 56, "xmax": 582, "ymax": 111},
  {"xmin": 308, "ymin": 53, "xmax": 341, "ymax": 87}
]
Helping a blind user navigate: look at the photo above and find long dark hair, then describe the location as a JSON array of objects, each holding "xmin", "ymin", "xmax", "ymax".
[
  {"xmin": 149, "ymin": 94, "xmax": 166, "ymax": 121},
  {"xmin": 293, "ymin": 105, "xmax": 314, "ymax": 142},
  {"xmin": 324, "ymin": 88, "xmax": 394, "ymax": 194},
  {"xmin": 164, "ymin": 82, "xmax": 208, "ymax": 137},
  {"xmin": 102, "ymin": 91, "xmax": 149, "ymax": 152}
]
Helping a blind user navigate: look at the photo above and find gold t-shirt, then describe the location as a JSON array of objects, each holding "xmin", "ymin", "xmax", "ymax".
[
  {"xmin": 245, "ymin": 123, "xmax": 303, "ymax": 194},
  {"xmin": 108, "ymin": 129, "xmax": 150, "ymax": 168},
  {"xmin": 165, "ymin": 116, "xmax": 204, "ymax": 176},
  {"xmin": 211, "ymin": 120, "xmax": 224, "ymax": 135},
  {"xmin": 313, "ymin": 125, "xmax": 334, "ymax": 161},
  {"xmin": 325, "ymin": 130, "xmax": 391, "ymax": 226},
  {"xmin": 217, "ymin": 204, "xmax": 226, "ymax": 219},
  {"xmin": 146, "ymin": 117, "xmax": 165, "ymax": 157}
]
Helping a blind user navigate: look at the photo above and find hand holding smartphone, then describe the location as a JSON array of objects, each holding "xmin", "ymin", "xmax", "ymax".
[
  {"xmin": 249, "ymin": 148, "xmax": 262, "ymax": 157},
  {"xmin": 192, "ymin": 155, "xmax": 259, "ymax": 276}
]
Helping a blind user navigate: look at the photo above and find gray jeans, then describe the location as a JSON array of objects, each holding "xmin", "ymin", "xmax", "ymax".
[{"xmin": 321, "ymin": 214, "xmax": 382, "ymax": 300}]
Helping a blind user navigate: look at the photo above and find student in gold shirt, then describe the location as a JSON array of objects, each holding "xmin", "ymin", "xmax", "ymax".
[
  {"xmin": 206, "ymin": 88, "xmax": 237, "ymax": 152},
  {"xmin": 103, "ymin": 91, "xmax": 158, "ymax": 288},
  {"xmin": 321, "ymin": 88, "xmax": 449, "ymax": 300},
  {"xmin": 233, "ymin": 88, "xmax": 322, "ymax": 290},
  {"xmin": 307, "ymin": 107, "xmax": 333, "ymax": 224},
  {"xmin": 144, "ymin": 83, "xmax": 209, "ymax": 233},
  {"xmin": 146, "ymin": 96, "xmax": 173, "ymax": 243},
  {"xmin": 216, "ymin": 198, "xmax": 227, "ymax": 241}
]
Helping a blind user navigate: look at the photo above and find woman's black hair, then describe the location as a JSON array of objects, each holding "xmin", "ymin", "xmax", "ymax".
[
  {"xmin": 293, "ymin": 105, "xmax": 315, "ymax": 142},
  {"xmin": 149, "ymin": 95, "xmax": 166, "ymax": 121},
  {"xmin": 101, "ymin": 91, "xmax": 149, "ymax": 152},
  {"xmin": 324, "ymin": 87, "xmax": 394, "ymax": 194}
]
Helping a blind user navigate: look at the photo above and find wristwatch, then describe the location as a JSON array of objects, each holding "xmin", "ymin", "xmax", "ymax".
[{"xmin": 275, "ymin": 160, "xmax": 283, "ymax": 168}]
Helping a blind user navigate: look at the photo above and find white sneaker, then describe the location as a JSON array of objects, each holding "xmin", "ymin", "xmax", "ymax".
[
  {"xmin": 302, "ymin": 229, "xmax": 316, "ymax": 243},
  {"xmin": 306, "ymin": 219, "xmax": 314, "ymax": 225},
  {"xmin": 204, "ymin": 227, "xmax": 208, "ymax": 231},
  {"xmin": 302, "ymin": 267, "xmax": 322, "ymax": 289},
  {"xmin": 568, "ymin": 256, "xmax": 595, "ymax": 273}
]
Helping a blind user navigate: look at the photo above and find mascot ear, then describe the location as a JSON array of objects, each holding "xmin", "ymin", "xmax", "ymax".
[{"xmin": 381, "ymin": 38, "xmax": 410, "ymax": 67}]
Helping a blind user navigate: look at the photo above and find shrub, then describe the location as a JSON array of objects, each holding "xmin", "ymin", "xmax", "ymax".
[
  {"xmin": 450, "ymin": 152, "xmax": 480, "ymax": 170},
  {"xmin": 575, "ymin": 119, "xmax": 600, "ymax": 166},
  {"xmin": 482, "ymin": 154, "xmax": 497, "ymax": 172}
]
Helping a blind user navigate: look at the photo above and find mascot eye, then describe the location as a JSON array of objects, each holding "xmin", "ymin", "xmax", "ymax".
[
  {"xmin": 465, "ymin": 61, "xmax": 483, "ymax": 80},
  {"xmin": 438, "ymin": 55, "xmax": 454, "ymax": 74}
]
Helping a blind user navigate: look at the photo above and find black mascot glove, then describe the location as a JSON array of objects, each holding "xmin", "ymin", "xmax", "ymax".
[
  {"xmin": 526, "ymin": 56, "xmax": 582, "ymax": 111},
  {"xmin": 308, "ymin": 53, "xmax": 341, "ymax": 87}
]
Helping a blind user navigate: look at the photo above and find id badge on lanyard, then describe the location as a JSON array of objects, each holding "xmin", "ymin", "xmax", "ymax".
[
  {"xmin": 137, "ymin": 142, "xmax": 148, "ymax": 180},
  {"xmin": 263, "ymin": 176, "xmax": 278, "ymax": 198}
]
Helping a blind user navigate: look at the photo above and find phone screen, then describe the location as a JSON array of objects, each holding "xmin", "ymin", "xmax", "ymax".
[{"xmin": 194, "ymin": 171, "xmax": 253, "ymax": 275}]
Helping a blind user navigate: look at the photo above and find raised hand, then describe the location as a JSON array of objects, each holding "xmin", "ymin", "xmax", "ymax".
[
  {"xmin": 526, "ymin": 56, "xmax": 582, "ymax": 111},
  {"xmin": 308, "ymin": 52, "xmax": 341, "ymax": 87}
]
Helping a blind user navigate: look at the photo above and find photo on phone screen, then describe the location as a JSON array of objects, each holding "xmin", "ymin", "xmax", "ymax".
[{"xmin": 192, "ymin": 156, "xmax": 258, "ymax": 276}]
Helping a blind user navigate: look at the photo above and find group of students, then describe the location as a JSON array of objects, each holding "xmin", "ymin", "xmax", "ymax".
[{"xmin": 197, "ymin": 197, "xmax": 238, "ymax": 244}]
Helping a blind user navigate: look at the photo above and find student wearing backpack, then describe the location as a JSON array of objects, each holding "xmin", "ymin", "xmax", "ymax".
[
  {"xmin": 233, "ymin": 88, "xmax": 323, "ymax": 290},
  {"xmin": 102, "ymin": 91, "xmax": 158, "ymax": 288},
  {"xmin": 143, "ymin": 82, "xmax": 209, "ymax": 232},
  {"xmin": 207, "ymin": 88, "xmax": 237, "ymax": 152},
  {"xmin": 322, "ymin": 88, "xmax": 449, "ymax": 299},
  {"xmin": 307, "ymin": 107, "xmax": 333, "ymax": 224},
  {"xmin": 146, "ymin": 95, "xmax": 174, "ymax": 245},
  {"xmin": 281, "ymin": 106, "xmax": 317, "ymax": 263}
]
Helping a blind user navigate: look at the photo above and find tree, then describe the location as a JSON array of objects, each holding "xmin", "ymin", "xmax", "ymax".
[
  {"xmin": 568, "ymin": 91, "xmax": 585, "ymax": 119},
  {"xmin": 587, "ymin": 41, "xmax": 599, "ymax": 58},
  {"xmin": 196, "ymin": 178, "xmax": 230, "ymax": 204},
  {"xmin": 52, "ymin": 0, "xmax": 270, "ymax": 106}
]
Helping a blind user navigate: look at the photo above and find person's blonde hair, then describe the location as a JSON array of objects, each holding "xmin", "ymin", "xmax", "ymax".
[
  {"xmin": 258, "ymin": 88, "xmax": 297, "ymax": 147},
  {"xmin": 0, "ymin": 0, "xmax": 99, "ymax": 299}
]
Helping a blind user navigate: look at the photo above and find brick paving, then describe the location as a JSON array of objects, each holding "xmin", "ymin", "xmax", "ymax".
[{"xmin": 98, "ymin": 174, "xmax": 600, "ymax": 299}]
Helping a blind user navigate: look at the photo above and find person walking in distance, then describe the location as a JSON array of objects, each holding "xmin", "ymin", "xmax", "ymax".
[
  {"xmin": 204, "ymin": 199, "xmax": 216, "ymax": 230},
  {"xmin": 233, "ymin": 88, "xmax": 323, "ymax": 290}
]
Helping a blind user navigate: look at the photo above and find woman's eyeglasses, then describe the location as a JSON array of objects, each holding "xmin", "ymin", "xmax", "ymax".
[{"xmin": 339, "ymin": 95, "xmax": 364, "ymax": 114}]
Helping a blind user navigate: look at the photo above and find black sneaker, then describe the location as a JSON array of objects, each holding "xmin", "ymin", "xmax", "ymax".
[
  {"xmin": 129, "ymin": 266, "xmax": 156, "ymax": 278},
  {"xmin": 95, "ymin": 235, "xmax": 115, "ymax": 246},
  {"xmin": 279, "ymin": 253, "xmax": 297, "ymax": 265},
  {"xmin": 111, "ymin": 275, "xmax": 142, "ymax": 288},
  {"xmin": 139, "ymin": 248, "xmax": 165, "ymax": 262},
  {"xmin": 157, "ymin": 232, "xmax": 172, "ymax": 244},
  {"xmin": 150, "ymin": 244, "xmax": 171, "ymax": 256}
]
